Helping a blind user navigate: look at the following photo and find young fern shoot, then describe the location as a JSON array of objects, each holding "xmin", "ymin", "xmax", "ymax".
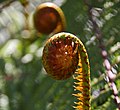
[{"xmin": 42, "ymin": 32, "xmax": 90, "ymax": 110}]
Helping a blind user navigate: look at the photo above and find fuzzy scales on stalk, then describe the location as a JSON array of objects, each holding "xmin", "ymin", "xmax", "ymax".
[{"xmin": 42, "ymin": 32, "xmax": 90, "ymax": 110}]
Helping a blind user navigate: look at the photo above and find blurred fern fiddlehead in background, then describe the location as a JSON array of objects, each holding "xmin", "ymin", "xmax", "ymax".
[
  {"xmin": 42, "ymin": 32, "xmax": 90, "ymax": 110},
  {"xmin": 33, "ymin": 2, "xmax": 66, "ymax": 35}
]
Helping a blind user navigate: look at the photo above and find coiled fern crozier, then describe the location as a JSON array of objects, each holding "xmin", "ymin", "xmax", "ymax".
[{"xmin": 42, "ymin": 32, "xmax": 90, "ymax": 110}]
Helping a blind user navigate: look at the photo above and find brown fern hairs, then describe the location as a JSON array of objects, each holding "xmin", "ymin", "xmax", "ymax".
[{"xmin": 42, "ymin": 32, "xmax": 90, "ymax": 110}]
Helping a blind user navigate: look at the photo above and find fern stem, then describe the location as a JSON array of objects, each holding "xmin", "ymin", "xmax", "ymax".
[
  {"xmin": 84, "ymin": 0, "xmax": 120, "ymax": 108},
  {"xmin": 73, "ymin": 34, "xmax": 90, "ymax": 110}
]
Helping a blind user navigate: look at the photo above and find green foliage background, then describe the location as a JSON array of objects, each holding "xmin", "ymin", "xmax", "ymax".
[{"xmin": 0, "ymin": 0, "xmax": 120, "ymax": 110}]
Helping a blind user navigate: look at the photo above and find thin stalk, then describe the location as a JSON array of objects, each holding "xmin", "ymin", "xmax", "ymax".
[
  {"xmin": 73, "ymin": 38, "xmax": 91, "ymax": 110},
  {"xmin": 84, "ymin": 0, "xmax": 120, "ymax": 109}
]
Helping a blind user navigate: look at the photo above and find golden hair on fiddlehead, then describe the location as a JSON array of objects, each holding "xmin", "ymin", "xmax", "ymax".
[{"xmin": 42, "ymin": 32, "xmax": 90, "ymax": 110}]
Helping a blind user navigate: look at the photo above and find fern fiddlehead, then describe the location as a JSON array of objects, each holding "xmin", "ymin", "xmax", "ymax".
[
  {"xmin": 33, "ymin": 2, "xmax": 66, "ymax": 35},
  {"xmin": 42, "ymin": 32, "xmax": 90, "ymax": 110}
]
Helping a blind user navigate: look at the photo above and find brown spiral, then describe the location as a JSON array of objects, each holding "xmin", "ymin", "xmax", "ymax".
[
  {"xmin": 42, "ymin": 32, "xmax": 79, "ymax": 80},
  {"xmin": 42, "ymin": 32, "xmax": 90, "ymax": 109},
  {"xmin": 33, "ymin": 2, "xmax": 66, "ymax": 35}
]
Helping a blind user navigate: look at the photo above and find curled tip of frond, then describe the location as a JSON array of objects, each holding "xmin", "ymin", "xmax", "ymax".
[{"xmin": 42, "ymin": 32, "xmax": 79, "ymax": 80}]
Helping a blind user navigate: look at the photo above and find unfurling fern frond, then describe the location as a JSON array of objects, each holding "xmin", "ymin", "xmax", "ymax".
[{"xmin": 42, "ymin": 32, "xmax": 90, "ymax": 110}]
